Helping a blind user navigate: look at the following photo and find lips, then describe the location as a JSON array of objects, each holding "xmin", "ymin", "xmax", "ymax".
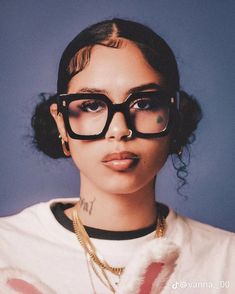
[
  {"xmin": 102, "ymin": 151, "xmax": 139, "ymax": 171},
  {"xmin": 102, "ymin": 151, "xmax": 139, "ymax": 162}
]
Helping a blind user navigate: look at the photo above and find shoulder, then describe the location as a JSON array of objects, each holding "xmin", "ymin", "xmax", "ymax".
[
  {"xmin": 181, "ymin": 214, "xmax": 235, "ymax": 243},
  {"xmin": 0, "ymin": 197, "xmax": 78, "ymax": 236},
  {"xmin": 0, "ymin": 197, "xmax": 78, "ymax": 269},
  {"xmin": 169, "ymin": 210, "xmax": 235, "ymax": 263},
  {"xmin": 167, "ymin": 208, "xmax": 235, "ymax": 260},
  {"xmin": 167, "ymin": 207, "xmax": 235, "ymax": 240},
  {"xmin": 0, "ymin": 202, "xmax": 43, "ymax": 231}
]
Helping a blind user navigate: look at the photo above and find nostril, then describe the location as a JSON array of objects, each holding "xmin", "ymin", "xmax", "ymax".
[{"xmin": 105, "ymin": 112, "xmax": 130, "ymax": 140}]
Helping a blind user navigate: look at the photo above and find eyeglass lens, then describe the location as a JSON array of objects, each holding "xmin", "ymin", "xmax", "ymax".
[{"xmin": 68, "ymin": 95, "xmax": 169, "ymax": 136}]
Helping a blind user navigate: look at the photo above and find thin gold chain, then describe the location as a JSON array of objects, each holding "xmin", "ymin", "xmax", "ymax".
[
  {"xmin": 85, "ymin": 252, "xmax": 97, "ymax": 294},
  {"xmin": 88, "ymin": 256, "xmax": 116, "ymax": 293}
]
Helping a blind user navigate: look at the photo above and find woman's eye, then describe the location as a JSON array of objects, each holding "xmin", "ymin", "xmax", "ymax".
[
  {"xmin": 132, "ymin": 99, "xmax": 152, "ymax": 110},
  {"xmin": 80, "ymin": 101, "xmax": 105, "ymax": 112}
]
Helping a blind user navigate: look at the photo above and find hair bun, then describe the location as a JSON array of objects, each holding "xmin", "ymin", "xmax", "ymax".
[
  {"xmin": 170, "ymin": 90, "xmax": 202, "ymax": 155},
  {"xmin": 31, "ymin": 93, "xmax": 66, "ymax": 158}
]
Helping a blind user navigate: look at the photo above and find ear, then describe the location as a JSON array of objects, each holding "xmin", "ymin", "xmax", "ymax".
[{"xmin": 50, "ymin": 103, "xmax": 68, "ymax": 142}]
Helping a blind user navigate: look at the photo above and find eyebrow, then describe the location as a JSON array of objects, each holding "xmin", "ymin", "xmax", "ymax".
[
  {"xmin": 127, "ymin": 83, "xmax": 161, "ymax": 94},
  {"xmin": 78, "ymin": 83, "xmax": 162, "ymax": 96}
]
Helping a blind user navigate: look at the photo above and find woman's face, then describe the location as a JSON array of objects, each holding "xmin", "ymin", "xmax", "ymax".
[{"xmin": 57, "ymin": 40, "xmax": 170, "ymax": 194}]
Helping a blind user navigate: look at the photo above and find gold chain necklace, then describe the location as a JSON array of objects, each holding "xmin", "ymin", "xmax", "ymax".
[
  {"xmin": 72, "ymin": 209, "xmax": 124, "ymax": 276},
  {"xmin": 72, "ymin": 204, "xmax": 167, "ymax": 293}
]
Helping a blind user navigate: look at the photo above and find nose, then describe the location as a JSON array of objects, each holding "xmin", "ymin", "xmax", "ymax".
[{"xmin": 105, "ymin": 112, "xmax": 131, "ymax": 141}]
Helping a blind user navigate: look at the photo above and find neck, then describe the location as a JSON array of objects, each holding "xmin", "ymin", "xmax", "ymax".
[{"xmin": 65, "ymin": 175, "xmax": 157, "ymax": 231}]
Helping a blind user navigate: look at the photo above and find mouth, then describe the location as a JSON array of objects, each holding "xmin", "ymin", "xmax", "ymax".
[{"xmin": 102, "ymin": 151, "xmax": 140, "ymax": 171}]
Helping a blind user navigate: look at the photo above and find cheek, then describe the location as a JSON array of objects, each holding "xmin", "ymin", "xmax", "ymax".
[
  {"xmin": 141, "ymin": 138, "xmax": 170, "ymax": 173},
  {"xmin": 68, "ymin": 140, "xmax": 106, "ymax": 181},
  {"xmin": 69, "ymin": 141, "xmax": 93, "ymax": 170}
]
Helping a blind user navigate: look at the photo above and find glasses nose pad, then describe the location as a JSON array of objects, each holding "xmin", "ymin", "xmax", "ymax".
[{"xmin": 105, "ymin": 111, "xmax": 131, "ymax": 140}]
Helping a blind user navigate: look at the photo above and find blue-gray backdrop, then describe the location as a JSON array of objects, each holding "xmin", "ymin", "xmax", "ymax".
[{"xmin": 0, "ymin": 0, "xmax": 234, "ymax": 232}]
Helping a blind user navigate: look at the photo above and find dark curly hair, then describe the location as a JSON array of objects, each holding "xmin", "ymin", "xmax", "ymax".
[{"xmin": 31, "ymin": 18, "xmax": 202, "ymax": 190}]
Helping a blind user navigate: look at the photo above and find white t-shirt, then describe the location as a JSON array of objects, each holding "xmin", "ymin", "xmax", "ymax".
[{"xmin": 0, "ymin": 198, "xmax": 234, "ymax": 294}]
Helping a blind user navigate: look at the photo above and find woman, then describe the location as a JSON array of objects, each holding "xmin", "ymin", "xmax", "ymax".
[{"xmin": 0, "ymin": 18, "xmax": 234, "ymax": 294}]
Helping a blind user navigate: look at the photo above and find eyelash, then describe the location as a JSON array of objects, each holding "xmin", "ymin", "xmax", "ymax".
[{"xmin": 80, "ymin": 101, "xmax": 106, "ymax": 112}]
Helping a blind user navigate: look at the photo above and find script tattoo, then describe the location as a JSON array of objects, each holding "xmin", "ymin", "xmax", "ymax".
[{"xmin": 80, "ymin": 197, "xmax": 96, "ymax": 215}]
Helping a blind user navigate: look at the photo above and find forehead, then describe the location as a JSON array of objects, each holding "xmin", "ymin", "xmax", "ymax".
[{"xmin": 67, "ymin": 40, "xmax": 164, "ymax": 98}]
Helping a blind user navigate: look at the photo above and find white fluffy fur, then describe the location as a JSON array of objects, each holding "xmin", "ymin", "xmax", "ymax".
[
  {"xmin": 117, "ymin": 238, "xmax": 180, "ymax": 294},
  {"xmin": 0, "ymin": 267, "xmax": 55, "ymax": 294}
]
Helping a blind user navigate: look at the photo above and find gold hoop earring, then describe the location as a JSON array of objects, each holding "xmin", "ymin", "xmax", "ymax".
[
  {"xmin": 178, "ymin": 146, "xmax": 183, "ymax": 156},
  {"xmin": 127, "ymin": 129, "xmax": 133, "ymax": 139},
  {"xmin": 59, "ymin": 135, "xmax": 71, "ymax": 157}
]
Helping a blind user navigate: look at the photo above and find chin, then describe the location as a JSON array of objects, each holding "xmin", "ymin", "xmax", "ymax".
[{"xmin": 94, "ymin": 173, "xmax": 153, "ymax": 195}]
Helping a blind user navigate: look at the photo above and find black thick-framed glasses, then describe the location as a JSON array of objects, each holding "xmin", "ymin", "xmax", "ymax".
[{"xmin": 57, "ymin": 90, "xmax": 178, "ymax": 140}]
